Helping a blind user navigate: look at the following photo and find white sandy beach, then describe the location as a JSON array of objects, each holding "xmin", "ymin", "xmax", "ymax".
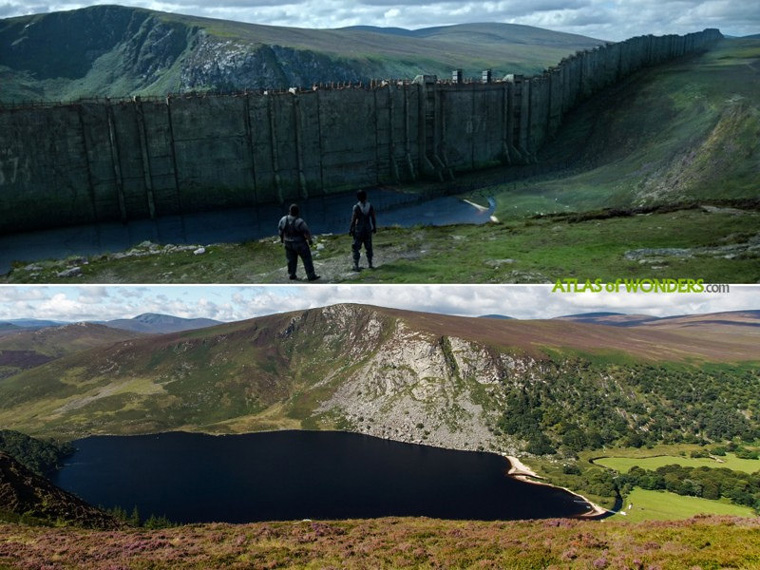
[{"xmin": 505, "ymin": 455, "xmax": 610, "ymax": 518}]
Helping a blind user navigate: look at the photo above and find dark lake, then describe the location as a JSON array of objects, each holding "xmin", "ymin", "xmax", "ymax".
[
  {"xmin": 0, "ymin": 189, "xmax": 494, "ymax": 273},
  {"xmin": 53, "ymin": 431, "xmax": 592, "ymax": 524}
]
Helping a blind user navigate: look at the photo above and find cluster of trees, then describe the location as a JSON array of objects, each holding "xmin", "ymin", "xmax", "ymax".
[
  {"xmin": 0, "ymin": 430, "xmax": 74, "ymax": 476},
  {"xmin": 496, "ymin": 360, "xmax": 760, "ymax": 455},
  {"xmin": 107, "ymin": 505, "xmax": 175, "ymax": 529},
  {"xmin": 620, "ymin": 464, "xmax": 760, "ymax": 512}
]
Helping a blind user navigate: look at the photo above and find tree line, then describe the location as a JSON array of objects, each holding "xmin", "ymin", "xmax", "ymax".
[
  {"xmin": 0, "ymin": 429, "xmax": 74, "ymax": 476},
  {"xmin": 495, "ymin": 360, "xmax": 759, "ymax": 455},
  {"xmin": 620, "ymin": 464, "xmax": 760, "ymax": 513}
]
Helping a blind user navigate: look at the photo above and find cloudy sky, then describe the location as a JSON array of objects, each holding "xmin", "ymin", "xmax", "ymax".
[
  {"xmin": 1, "ymin": 284, "xmax": 757, "ymax": 323},
  {"xmin": 2, "ymin": 1, "xmax": 758, "ymax": 41}
]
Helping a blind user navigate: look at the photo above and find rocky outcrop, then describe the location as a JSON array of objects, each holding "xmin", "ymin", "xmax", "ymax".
[
  {"xmin": 180, "ymin": 36, "xmax": 362, "ymax": 91},
  {"xmin": 311, "ymin": 312, "xmax": 524, "ymax": 453}
]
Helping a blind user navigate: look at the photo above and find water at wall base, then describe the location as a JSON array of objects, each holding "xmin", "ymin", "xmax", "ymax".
[{"xmin": 0, "ymin": 189, "xmax": 494, "ymax": 274}]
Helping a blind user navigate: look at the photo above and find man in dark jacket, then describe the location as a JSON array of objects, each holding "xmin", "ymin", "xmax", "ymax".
[
  {"xmin": 348, "ymin": 189, "xmax": 377, "ymax": 271},
  {"xmin": 278, "ymin": 204, "xmax": 320, "ymax": 281}
]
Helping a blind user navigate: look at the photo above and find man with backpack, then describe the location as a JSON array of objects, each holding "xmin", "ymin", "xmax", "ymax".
[
  {"xmin": 278, "ymin": 203, "xmax": 320, "ymax": 281},
  {"xmin": 348, "ymin": 189, "xmax": 377, "ymax": 271}
]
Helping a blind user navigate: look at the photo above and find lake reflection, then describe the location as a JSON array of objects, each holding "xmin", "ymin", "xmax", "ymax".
[{"xmin": 54, "ymin": 431, "xmax": 592, "ymax": 523}]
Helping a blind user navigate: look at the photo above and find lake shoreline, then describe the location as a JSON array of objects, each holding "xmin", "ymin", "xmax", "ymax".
[{"xmin": 505, "ymin": 454, "xmax": 610, "ymax": 519}]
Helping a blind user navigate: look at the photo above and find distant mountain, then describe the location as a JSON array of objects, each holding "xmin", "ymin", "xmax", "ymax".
[
  {"xmin": 0, "ymin": 319, "xmax": 67, "ymax": 330},
  {"xmin": 0, "ymin": 323, "xmax": 22, "ymax": 337},
  {"xmin": 104, "ymin": 313, "xmax": 223, "ymax": 334},
  {"xmin": 478, "ymin": 314, "xmax": 515, "ymax": 320},
  {"xmin": 554, "ymin": 312, "xmax": 661, "ymax": 327},
  {"xmin": 636, "ymin": 310, "xmax": 760, "ymax": 329},
  {"xmin": 0, "ymin": 5, "xmax": 605, "ymax": 102},
  {"xmin": 0, "ymin": 304, "xmax": 757, "ymax": 457},
  {"xmin": 554, "ymin": 310, "xmax": 760, "ymax": 330},
  {"xmin": 0, "ymin": 322, "xmax": 144, "ymax": 379}
]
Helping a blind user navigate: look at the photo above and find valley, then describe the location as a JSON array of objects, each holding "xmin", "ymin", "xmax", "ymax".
[{"xmin": 0, "ymin": 304, "xmax": 757, "ymax": 517}]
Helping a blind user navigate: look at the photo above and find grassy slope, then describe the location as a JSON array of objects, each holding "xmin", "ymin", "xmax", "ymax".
[
  {"xmin": 1, "ymin": 516, "xmax": 758, "ymax": 569},
  {"xmin": 596, "ymin": 453, "xmax": 760, "ymax": 474},
  {"xmin": 0, "ymin": 324, "xmax": 145, "ymax": 380},
  {"xmin": 0, "ymin": 324, "xmax": 143, "ymax": 356},
  {"xmin": 144, "ymin": 17, "xmax": 605, "ymax": 80},
  {"xmin": 483, "ymin": 38, "xmax": 760, "ymax": 217},
  {"xmin": 616, "ymin": 489, "xmax": 756, "ymax": 522}
]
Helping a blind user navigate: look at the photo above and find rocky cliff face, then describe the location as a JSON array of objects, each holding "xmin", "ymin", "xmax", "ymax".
[
  {"xmin": 0, "ymin": 6, "xmax": 190, "ymax": 88},
  {"xmin": 180, "ymin": 35, "xmax": 363, "ymax": 91},
  {"xmin": 273, "ymin": 304, "xmax": 526, "ymax": 453},
  {"xmin": 0, "ymin": 7, "xmax": 376, "ymax": 99}
]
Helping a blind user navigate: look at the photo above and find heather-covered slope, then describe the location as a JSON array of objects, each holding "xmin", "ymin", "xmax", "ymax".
[{"xmin": 0, "ymin": 515, "xmax": 758, "ymax": 569}]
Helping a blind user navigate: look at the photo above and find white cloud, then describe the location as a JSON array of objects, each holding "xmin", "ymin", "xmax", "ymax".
[
  {"xmin": 2, "ymin": 0, "xmax": 757, "ymax": 39},
  {"xmin": 1, "ymin": 285, "xmax": 756, "ymax": 323}
]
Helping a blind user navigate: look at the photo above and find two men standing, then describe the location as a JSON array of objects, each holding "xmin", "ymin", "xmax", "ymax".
[{"xmin": 278, "ymin": 190, "xmax": 377, "ymax": 281}]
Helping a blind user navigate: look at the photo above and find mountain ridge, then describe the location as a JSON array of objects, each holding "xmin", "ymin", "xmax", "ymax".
[
  {"xmin": 0, "ymin": 322, "xmax": 146, "ymax": 380},
  {"xmin": 0, "ymin": 5, "xmax": 606, "ymax": 102},
  {"xmin": 103, "ymin": 313, "xmax": 223, "ymax": 334},
  {"xmin": 0, "ymin": 304, "xmax": 756, "ymax": 456}
]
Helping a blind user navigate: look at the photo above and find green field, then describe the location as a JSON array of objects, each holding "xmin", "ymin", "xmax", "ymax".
[
  {"xmin": 613, "ymin": 488, "xmax": 757, "ymax": 522},
  {"xmin": 596, "ymin": 453, "xmax": 760, "ymax": 474}
]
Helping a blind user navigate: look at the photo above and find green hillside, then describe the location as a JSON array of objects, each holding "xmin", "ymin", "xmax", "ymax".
[
  {"xmin": 482, "ymin": 37, "xmax": 760, "ymax": 214},
  {"xmin": 0, "ymin": 451, "xmax": 119, "ymax": 528},
  {"xmin": 0, "ymin": 323, "xmax": 144, "ymax": 380}
]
